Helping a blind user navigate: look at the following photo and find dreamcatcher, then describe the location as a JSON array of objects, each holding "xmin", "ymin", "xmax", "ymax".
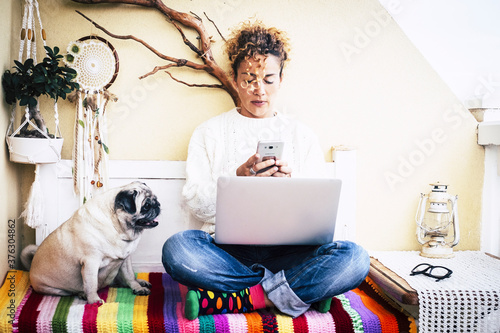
[{"xmin": 64, "ymin": 35, "xmax": 119, "ymax": 204}]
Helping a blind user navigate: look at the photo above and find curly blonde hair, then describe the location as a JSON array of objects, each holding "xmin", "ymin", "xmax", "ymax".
[{"xmin": 225, "ymin": 21, "xmax": 291, "ymax": 79}]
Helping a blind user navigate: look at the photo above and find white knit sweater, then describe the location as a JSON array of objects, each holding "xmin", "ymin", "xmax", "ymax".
[{"xmin": 182, "ymin": 108, "xmax": 326, "ymax": 233}]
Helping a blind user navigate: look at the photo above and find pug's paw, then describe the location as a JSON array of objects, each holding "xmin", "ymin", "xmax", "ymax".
[
  {"xmin": 137, "ymin": 278, "xmax": 152, "ymax": 288},
  {"xmin": 79, "ymin": 292, "xmax": 104, "ymax": 305},
  {"xmin": 88, "ymin": 297, "xmax": 104, "ymax": 305},
  {"xmin": 132, "ymin": 286, "xmax": 151, "ymax": 296}
]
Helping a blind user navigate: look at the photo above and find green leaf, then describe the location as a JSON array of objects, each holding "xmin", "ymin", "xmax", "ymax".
[
  {"xmin": 2, "ymin": 45, "xmax": 80, "ymax": 107},
  {"xmin": 102, "ymin": 143, "xmax": 109, "ymax": 154},
  {"xmin": 32, "ymin": 75, "xmax": 45, "ymax": 84},
  {"xmin": 19, "ymin": 95, "xmax": 29, "ymax": 106},
  {"xmin": 60, "ymin": 67, "xmax": 76, "ymax": 74},
  {"xmin": 78, "ymin": 119, "xmax": 85, "ymax": 128},
  {"xmin": 13, "ymin": 60, "xmax": 23, "ymax": 68},
  {"xmin": 27, "ymin": 96, "xmax": 37, "ymax": 107}
]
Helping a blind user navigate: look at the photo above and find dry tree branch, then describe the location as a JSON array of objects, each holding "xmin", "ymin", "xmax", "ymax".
[
  {"xmin": 139, "ymin": 64, "xmax": 177, "ymax": 80},
  {"xmin": 75, "ymin": 11, "xmax": 207, "ymax": 71},
  {"xmin": 164, "ymin": 71, "xmax": 226, "ymax": 90},
  {"xmin": 204, "ymin": 12, "xmax": 226, "ymax": 42},
  {"xmin": 71, "ymin": 0, "xmax": 239, "ymax": 106},
  {"xmin": 189, "ymin": 11, "xmax": 202, "ymax": 21},
  {"xmin": 169, "ymin": 19, "xmax": 203, "ymax": 57}
]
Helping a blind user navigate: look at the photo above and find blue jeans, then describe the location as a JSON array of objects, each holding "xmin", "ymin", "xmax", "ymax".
[{"xmin": 162, "ymin": 230, "xmax": 370, "ymax": 317}]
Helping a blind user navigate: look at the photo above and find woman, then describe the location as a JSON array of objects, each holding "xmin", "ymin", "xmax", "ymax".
[{"xmin": 162, "ymin": 21, "xmax": 370, "ymax": 320}]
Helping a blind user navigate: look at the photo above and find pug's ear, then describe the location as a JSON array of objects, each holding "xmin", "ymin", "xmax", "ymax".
[{"xmin": 115, "ymin": 190, "xmax": 137, "ymax": 214}]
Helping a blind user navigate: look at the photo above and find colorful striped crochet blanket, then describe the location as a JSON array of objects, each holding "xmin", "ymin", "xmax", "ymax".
[{"xmin": 1, "ymin": 270, "xmax": 415, "ymax": 333}]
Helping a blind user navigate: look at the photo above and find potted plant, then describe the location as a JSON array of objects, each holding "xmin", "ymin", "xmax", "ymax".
[{"xmin": 2, "ymin": 46, "xmax": 79, "ymax": 163}]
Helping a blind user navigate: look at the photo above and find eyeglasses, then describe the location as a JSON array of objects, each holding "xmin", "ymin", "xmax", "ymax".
[{"xmin": 410, "ymin": 263, "xmax": 453, "ymax": 281}]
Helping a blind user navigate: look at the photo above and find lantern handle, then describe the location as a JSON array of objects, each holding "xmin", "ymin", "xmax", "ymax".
[
  {"xmin": 450, "ymin": 195, "xmax": 460, "ymax": 247},
  {"xmin": 415, "ymin": 193, "xmax": 428, "ymax": 244}
]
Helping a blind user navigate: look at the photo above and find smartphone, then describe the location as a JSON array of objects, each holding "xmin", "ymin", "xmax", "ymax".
[{"xmin": 256, "ymin": 140, "xmax": 285, "ymax": 174}]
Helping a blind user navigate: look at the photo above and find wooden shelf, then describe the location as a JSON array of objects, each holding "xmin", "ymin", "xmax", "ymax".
[{"xmin": 368, "ymin": 257, "xmax": 419, "ymax": 306}]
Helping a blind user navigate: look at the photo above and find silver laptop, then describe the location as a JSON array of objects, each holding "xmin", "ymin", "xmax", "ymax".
[{"xmin": 215, "ymin": 176, "xmax": 342, "ymax": 245}]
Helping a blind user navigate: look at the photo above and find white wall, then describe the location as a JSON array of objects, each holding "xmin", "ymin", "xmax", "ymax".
[
  {"xmin": 378, "ymin": 0, "xmax": 500, "ymax": 255},
  {"xmin": 378, "ymin": 0, "xmax": 500, "ymax": 107}
]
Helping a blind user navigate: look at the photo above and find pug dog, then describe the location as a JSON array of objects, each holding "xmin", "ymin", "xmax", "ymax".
[{"xmin": 21, "ymin": 181, "xmax": 161, "ymax": 304}]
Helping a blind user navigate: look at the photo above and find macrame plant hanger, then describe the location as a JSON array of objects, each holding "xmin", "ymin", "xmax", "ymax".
[
  {"xmin": 6, "ymin": 0, "xmax": 63, "ymax": 155},
  {"xmin": 6, "ymin": 0, "xmax": 62, "ymax": 229},
  {"xmin": 65, "ymin": 35, "xmax": 119, "ymax": 204}
]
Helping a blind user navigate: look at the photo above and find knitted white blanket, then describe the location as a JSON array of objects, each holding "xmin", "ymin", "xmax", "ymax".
[{"xmin": 370, "ymin": 251, "xmax": 500, "ymax": 333}]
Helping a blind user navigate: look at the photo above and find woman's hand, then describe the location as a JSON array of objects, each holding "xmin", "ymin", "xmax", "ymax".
[
  {"xmin": 236, "ymin": 154, "xmax": 292, "ymax": 177},
  {"xmin": 237, "ymin": 153, "xmax": 276, "ymax": 176},
  {"xmin": 273, "ymin": 159, "xmax": 292, "ymax": 177}
]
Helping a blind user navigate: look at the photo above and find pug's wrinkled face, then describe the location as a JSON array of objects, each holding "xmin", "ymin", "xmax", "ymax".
[{"xmin": 114, "ymin": 182, "xmax": 161, "ymax": 231}]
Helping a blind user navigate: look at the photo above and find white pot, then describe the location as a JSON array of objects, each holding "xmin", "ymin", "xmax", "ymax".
[{"xmin": 6, "ymin": 136, "xmax": 63, "ymax": 164}]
